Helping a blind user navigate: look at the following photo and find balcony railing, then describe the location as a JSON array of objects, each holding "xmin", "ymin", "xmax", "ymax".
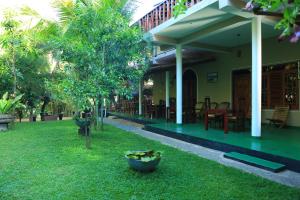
[{"xmin": 138, "ymin": 0, "xmax": 202, "ymax": 32}]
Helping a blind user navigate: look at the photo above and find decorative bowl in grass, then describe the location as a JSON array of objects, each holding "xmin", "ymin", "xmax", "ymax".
[{"xmin": 125, "ymin": 150, "xmax": 161, "ymax": 172}]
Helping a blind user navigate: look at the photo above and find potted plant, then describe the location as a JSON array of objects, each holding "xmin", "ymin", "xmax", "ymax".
[
  {"xmin": 125, "ymin": 150, "xmax": 161, "ymax": 172},
  {"xmin": 0, "ymin": 92, "xmax": 24, "ymax": 131},
  {"xmin": 29, "ymin": 107, "xmax": 39, "ymax": 122},
  {"xmin": 58, "ymin": 112, "xmax": 64, "ymax": 120},
  {"xmin": 74, "ymin": 112, "xmax": 91, "ymax": 136}
]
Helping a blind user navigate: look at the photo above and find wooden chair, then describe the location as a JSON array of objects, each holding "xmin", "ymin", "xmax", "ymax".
[
  {"xmin": 195, "ymin": 102, "xmax": 205, "ymax": 120},
  {"xmin": 167, "ymin": 98, "xmax": 176, "ymax": 122},
  {"xmin": 158, "ymin": 100, "xmax": 165, "ymax": 118},
  {"xmin": 228, "ymin": 98, "xmax": 246, "ymax": 131},
  {"xmin": 266, "ymin": 106, "xmax": 290, "ymax": 128},
  {"xmin": 208, "ymin": 102, "xmax": 229, "ymax": 128}
]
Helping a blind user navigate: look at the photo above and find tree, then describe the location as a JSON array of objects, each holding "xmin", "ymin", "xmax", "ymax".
[
  {"xmin": 245, "ymin": 0, "xmax": 300, "ymax": 42},
  {"xmin": 0, "ymin": 8, "xmax": 59, "ymax": 118},
  {"xmin": 0, "ymin": 10, "xmax": 24, "ymax": 96},
  {"xmin": 173, "ymin": 0, "xmax": 300, "ymax": 42},
  {"xmin": 48, "ymin": 0, "xmax": 148, "ymax": 147}
]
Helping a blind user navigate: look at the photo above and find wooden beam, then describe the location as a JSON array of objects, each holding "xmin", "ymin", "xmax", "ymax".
[
  {"xmin": 179, "ymin": 16, "xmax": 248, "ymax": 45},
  {"xmin": 152, "ymin": 35, "xmax": 178, "ymax": 45},
  {"xmin": 186, "ymin": 42, "xmax": 231, "ymax": 53}
]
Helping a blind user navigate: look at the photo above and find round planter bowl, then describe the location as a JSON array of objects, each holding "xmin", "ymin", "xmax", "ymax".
[
  {"xmin": 125, "ymin": 154, "xmax": 161, "ymax": 172},
  {"xmin": 0, "ymin": 115, "xmax": 15, "ymax": 132},
  {"xmin": 74, "ymin": 119, "xmax": 91, "ymax": 127},
  {"xmin": 0, "ymin": 114, "xmax": 15, "ymax": 124}
]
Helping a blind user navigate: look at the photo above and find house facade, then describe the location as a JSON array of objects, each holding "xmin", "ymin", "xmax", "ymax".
[{"xmin": 133, "ymin": 0, "xmax": 300, "ymax": 135}]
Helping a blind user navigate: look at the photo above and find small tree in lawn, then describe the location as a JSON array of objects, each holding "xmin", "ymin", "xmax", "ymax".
[{"xmin": 51, "ymin": 0, "xmax": 148, "ymax": 148}]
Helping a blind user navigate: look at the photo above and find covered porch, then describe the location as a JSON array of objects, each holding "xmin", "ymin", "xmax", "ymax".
[
  {"xmin": 131, "ymin": 0, "xmax": 300, "ymax": 135},
  {"xmin": 108, "ymin": 111, "xmax": 300, "ymax": 172},
  {"xmin": 109, "ymin": 0, "xmax": 300, "ymax": 171}
]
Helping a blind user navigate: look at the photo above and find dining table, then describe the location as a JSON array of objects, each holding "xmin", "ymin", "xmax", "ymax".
[{"xmin": 204, "ymin": 109, "xmax": 228, "ymax": 134}]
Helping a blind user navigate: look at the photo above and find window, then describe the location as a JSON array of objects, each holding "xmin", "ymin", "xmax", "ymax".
[{"xmin": 262, "ymin": 61, "xmax": 299, "ymax": 110}]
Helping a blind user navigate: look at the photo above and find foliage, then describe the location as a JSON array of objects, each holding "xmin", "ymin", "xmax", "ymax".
[
  {"xmin": 173, "ymin": 0, "xmax": 189, "ymax": 17},
  {"xmin": 173, "ymin": 0, "xmax": 300, "ymax": 42},
  {"xmin": 50, "ymin": 0, "xmax": 148, "ymax": 111},
  {"xmin": 0, "ymin": 120, "xmax": 299, "ymax": 199},
  {"xmin": 0, "ymin": 92, "xmax": 24, "ymax": 114},
  {"xmin": 125, "ymin": 150, "xmax": 161, "ymax": 162},
  {"xmin": 0, "ymin": 8, "xmax": 55, "ymax": 115},
  {"xmin": 246, "ymin": 0, "xmax": 300, "ymax": 42},
  {"xmin": 0, "ymin": 60, "xmax": 13, "ymax": 95}
]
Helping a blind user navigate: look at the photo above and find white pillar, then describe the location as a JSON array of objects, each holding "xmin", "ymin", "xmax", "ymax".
[
  {"xmin": 251, "ymin": 16, "xmax": 262, "ymax": 137},
  {"xmin": 176, "ymin": 44, "xmax": 183, "ymax": 124},
  {"xmin": 138, "ymin": 80, "xmax": 142, "ymax": 115},
  {"xmin": 166, "ymin": 71, "xmax": 170, "ymax": 119},
  {"xmin": 165, "ymin": 71, "xmax": 170, "ymax": 107}
]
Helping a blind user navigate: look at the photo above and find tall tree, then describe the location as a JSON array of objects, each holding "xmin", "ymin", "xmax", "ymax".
[
  {"xmin": 0, "ymin": 8, "xmax": 56, "ymax": 117},
  {"xmin": 48, "ymin": 0, "xmax": 148, "ymax": 147}
]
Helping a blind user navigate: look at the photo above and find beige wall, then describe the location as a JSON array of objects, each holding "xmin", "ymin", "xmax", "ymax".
[{"xmin": 150, "ymin": 37, "xmax": 300, "ymax": 127}]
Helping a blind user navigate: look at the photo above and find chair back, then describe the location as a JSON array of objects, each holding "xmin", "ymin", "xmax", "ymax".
[
  {"xmin": 218, "ymin": 102, "xmax": 230, "ymax": 110},
  {"xmin": 195, "ymin": 102, "xmax": 204, "ymax": 110},
  {"xmin": 204, "ymin": 97, "xmax": 211, "ymax": 109},
  {"xmin": 159, "ymin": 100, "xmax": 165, "ymax": 105},
  {"xmin": 272, "ymin": 106, "xmax": 289, "ymax": 122}
]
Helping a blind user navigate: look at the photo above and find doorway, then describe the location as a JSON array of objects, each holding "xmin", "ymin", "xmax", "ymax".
[
  {"xmin": 232, "ymin": 70, "xmax": 251, "ymax": 114},
  {"xmin": 183, "ymin": 69, "xmax": 197, "ymax": 123}
]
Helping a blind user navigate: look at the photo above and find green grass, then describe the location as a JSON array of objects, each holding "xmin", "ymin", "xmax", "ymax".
[{"xmin": 0, "ymin": 121, "xmax": 299, "ymax": 200}]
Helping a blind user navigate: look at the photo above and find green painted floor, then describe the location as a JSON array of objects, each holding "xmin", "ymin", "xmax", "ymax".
[
  {"xmin": 110, "ymin": 112, "xmax": 300, "ymax": 161},
  {"xmin": 110, "ymin": 112, "xmax": 167, "ymax": 124},
  {"xmin": 148, "ymin": 122, "xmax": 300, "ymax": 161}
]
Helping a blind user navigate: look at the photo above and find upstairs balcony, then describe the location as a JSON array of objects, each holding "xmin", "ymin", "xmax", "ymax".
[{"xmin": 138, "ymin": 0, "xmax": 202, "ymax": 32}]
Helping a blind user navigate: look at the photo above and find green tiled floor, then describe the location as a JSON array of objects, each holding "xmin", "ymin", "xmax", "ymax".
[
  {"xmin": 110, "ymin": 112, "xmax": 167, "ymax": 124},
  {"xmin": 148, "ymin": 122, "xmax": 300, "ymax": 161},
  {"xmin": 111, "ymin": 112, "xmax": 300, "ymax": 161}
]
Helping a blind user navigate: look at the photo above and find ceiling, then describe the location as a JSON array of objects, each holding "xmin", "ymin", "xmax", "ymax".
[{"xmin": 151, "ymin": 1, "xmax": 281, "ymax": 50}]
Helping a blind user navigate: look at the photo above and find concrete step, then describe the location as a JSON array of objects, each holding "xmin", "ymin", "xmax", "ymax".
[{"xmin": 224, "ymin": 152, "xmax": 286, "ymax": 172}]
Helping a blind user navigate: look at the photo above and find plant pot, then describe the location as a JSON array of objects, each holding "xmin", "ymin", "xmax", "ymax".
[
  {"xmin": 0, "ymin": 114, "xmax": 15, "ymax": 131},
  {"xmin": 125, "ymin": 150, "xmax": 161, "ymax": 172},
  {"xmin": 40, "ymin": 113, "xmax": 45, "ymax": 121},
  {"xmin": 75, "ymin": 118, "xmax": 91, "ymax": 136},
  {"xmin": 29, "ymin": 115, "xmax": 37, "ymax": 122}
]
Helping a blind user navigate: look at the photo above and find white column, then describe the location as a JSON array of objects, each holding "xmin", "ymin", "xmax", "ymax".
[
  {"xmin": 176, "ymin": 44, "xmax": 183, "ymax": 124},
  {"xmin": 166, "ymin": 71, "xmax": 170, "ymax": 119},
  {"xmin": 165, "ymin": 71, "xmax": 170, "ymax": 107},
  {"xmin": 251, "ymin": 16, "xmax": 262, "ymax": 137},
  {"xmin": 138, "ymin": 80, "xmax": 142, "ymax": 115}
]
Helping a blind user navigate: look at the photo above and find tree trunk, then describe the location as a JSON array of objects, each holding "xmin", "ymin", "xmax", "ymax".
[
  {"xmin": 12, "ymin": 47, "xmax": 17, "ymax": 96},
  {"xmin": 95, "ymin": 98, "xmax": 99, "ymax": 130},
  {"xmin": 101, "ymin": 98, "xmax": 104, "ymax": 131},
  {"xmin": 41, "ymin": 96, "xmax": 50, "ymax": 121},
  {"xmin": 85, "ymin": 116, "xmax": 91, "ymax": 149}
]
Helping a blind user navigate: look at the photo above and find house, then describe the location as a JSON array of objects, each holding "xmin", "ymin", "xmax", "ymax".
[{"xmin": 112, "ymin": 0, "xmax": 300, "ymax": 172}]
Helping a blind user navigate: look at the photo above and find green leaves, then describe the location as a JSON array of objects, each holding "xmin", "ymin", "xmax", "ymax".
[
  {"xmin": 52, "ymin": 0, "xmax": 148, "ymax": 110},
  {"xmin": 125, "ymin": 150, "xmax": 162, "ymax": 162},
  {"xmin": 173, "ymin": 0, "xmax": 188, "ymax": 18},
  {"xmin": 246, "ymin": 0, "xmax": 300, "ymax": 42},
  {"xmin": 0, "ymin": 92, "xmax": 24, "ymax": 114}
]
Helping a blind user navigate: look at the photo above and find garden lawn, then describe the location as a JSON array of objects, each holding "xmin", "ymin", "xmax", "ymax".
[{"xmin": 0, "ymin": 120, "xmax": 299, "ymax": 200}]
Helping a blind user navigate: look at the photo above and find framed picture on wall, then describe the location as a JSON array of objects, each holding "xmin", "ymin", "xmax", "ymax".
[{"xmin": 207, "ymin": 72, "xmax": 218, "ymax": 83}]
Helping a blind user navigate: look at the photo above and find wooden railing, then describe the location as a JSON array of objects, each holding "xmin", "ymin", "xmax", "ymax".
[{"xmin": 138, "ymin": 0, "xmax": 202, "ymax": 32}]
